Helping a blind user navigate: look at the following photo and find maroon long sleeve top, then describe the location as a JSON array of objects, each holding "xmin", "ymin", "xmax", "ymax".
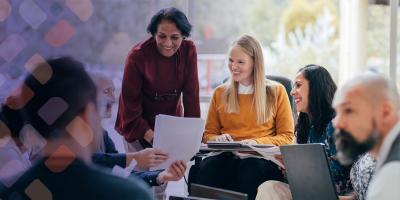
[{"xmin": 115, "ymin": 37, "xmax": 200, "ymax": 142}]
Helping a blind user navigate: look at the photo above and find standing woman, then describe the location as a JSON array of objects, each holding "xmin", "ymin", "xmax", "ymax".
[
  {"xmin": 115, "ymin": 7, "xmax": 200, "ymax": 153},
  {"xmin": 196, "ymin": 35, "xmax": 294, "ymax": 200}
]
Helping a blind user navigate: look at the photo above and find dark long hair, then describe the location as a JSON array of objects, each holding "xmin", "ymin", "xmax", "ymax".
[{"xmin": 296, "ymin": 64, "xmax": 337, "ymax": 144}]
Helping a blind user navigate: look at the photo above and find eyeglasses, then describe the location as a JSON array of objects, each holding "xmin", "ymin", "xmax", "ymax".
[
  {"xmin": 103, "ymin": 87, "xmax": 115, "ymax": 95},
  {"xmin": 154, "ymin": 89, "xmax": 179, "ymax": 101},
  {"xmin": 155, "ymin": 33, "xmax": 184, "ymax": 42}
]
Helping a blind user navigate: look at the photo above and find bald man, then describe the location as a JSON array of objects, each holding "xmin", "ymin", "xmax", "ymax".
[{"xmin": 333, "ymin": 72, "xmax": 400, "ymax": 200}]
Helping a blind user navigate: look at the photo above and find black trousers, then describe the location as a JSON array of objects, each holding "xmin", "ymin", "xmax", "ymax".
[{"xmin": 195, "ymin": 152, "xmax": 284, "ymax": 200}]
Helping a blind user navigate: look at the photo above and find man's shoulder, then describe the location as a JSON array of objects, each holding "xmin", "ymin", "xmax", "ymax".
[
  {"xmin": 384, "ymin": 133, "xmax": 400, "ymax": 164},
  {"xmin": 366, "ymin": 161, "xmax": 400, "ymax": 200},
  {"xmin": 374, "ymin": 161, "xmax": 400, "ymax": 181}
]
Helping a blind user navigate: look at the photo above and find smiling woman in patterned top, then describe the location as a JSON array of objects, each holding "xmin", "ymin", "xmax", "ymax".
[
  {"xmin": 292, "ymin": 65, "xmax": 352, "ymax": 194},
  {"xmin": 256, "ymin": 65, "xmax": 352, "ymax": 200}
]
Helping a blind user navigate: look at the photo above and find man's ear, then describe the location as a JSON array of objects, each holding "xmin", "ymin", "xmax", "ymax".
[{"xmin": 381, "ymin": 100, "xmax": 395, "ymax": 120}]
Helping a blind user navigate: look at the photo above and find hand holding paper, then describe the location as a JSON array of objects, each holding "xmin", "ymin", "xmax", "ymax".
[
  {"xmin": 151, "ymin": 114, "xmax": 205, "ymax": 170},
  {"xmin": 157, "ymin": 160, "xmax": 187, "ymax": 184},
  {"xmin": 128, "ymin": 148, "xmax": 168, "ymax": 170}
]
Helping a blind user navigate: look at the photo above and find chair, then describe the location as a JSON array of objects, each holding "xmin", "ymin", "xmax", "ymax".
[
  {"xmin": 266, "ymin": 75, "xmax": 296, "ymax": 121},
  {"xmin": 188, "ymin": 75, "xmax": 296, "ymax": 193}
]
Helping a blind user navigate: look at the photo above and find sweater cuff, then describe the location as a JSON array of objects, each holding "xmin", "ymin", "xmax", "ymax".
[
  {"xmin": 92, "ymin": 153, "xmax": 127, "ymax": 168},
  {"xmin": 133, "ymin": 170, "xmax": 163, "ymax": 186},
  {"xmin": 203, "ymin": 135, "xmax": 217, "ymax": 143}
]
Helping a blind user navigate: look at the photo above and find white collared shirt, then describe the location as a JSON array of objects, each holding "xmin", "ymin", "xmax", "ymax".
[
  {"xmin": 238, "ymin": 83, "xmax": 254, "ymax": 94},
  {"xmin": 366, "ymin": 121, "xmax": 400, "ymax": 200}
]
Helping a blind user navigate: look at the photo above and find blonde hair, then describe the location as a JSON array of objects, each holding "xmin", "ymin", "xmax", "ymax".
[{"xmin": 223, "ymin": 35, "xmax": 276, "ymax": 124}]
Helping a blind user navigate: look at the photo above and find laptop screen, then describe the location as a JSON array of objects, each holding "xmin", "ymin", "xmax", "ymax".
[
  {"xmin": 280, "ymin": 144, "xmax": 339, "ymax": 200},
  {"xmin": 190, "ymin": 183, "xmax": 248, "ymax": 200}
]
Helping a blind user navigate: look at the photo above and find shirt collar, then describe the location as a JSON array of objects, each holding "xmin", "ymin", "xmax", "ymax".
[
  {"xmin": 376, "ymin": 120, "xmax": 400, "ymax": 169},
  {"xmin": 238, "ymin": 83, "xmax": 253, "ymax": 94}
]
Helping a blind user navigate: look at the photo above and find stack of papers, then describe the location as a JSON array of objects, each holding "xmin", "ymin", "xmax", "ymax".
[
  {"xmin": 201, "ymin": 141, "xmax": 284, "ymax": 169},
  {"xmin": 246, "ymin": 145, "xmax": 284, "ymax": 168}
]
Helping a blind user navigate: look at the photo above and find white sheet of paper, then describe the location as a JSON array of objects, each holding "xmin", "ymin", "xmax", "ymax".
[
  {"xmin": 151, "ymin": 114, "xmax": 205, "ymax": 170},
  {"xmin": 111, "ymin": 159, "xmax": 137, "ymax": 178}
]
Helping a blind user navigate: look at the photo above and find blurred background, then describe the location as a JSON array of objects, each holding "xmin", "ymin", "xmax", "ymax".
[
  {"xmin": 0, "ymin": 0, "xmax": 399, "ymax": 148},
  {"xmin": 1, "ymin": 0, "xmax": 399, "ymax": 97}
]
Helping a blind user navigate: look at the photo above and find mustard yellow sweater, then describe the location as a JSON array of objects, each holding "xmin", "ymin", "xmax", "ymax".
[{"xmin": 203, "ymin": 82, "xmax": 294, "ymax": 146}]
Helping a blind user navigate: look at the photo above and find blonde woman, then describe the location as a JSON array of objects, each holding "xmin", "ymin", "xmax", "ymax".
[{"xmin": 195, "ymin": 35, "xmax": 294, "ymax": 200}]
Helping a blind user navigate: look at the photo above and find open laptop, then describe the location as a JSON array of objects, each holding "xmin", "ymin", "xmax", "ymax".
[
  {"xmin": 189, "ymin": 183, "xmax": 248, "ymax": 200},
  {"xmin": 280, "ymin": 144, "xmax": 338, "ymax": 200}
]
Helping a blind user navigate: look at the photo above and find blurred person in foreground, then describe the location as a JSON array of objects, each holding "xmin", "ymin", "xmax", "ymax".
[
  {"xmin": 333, "ymin": 72, "xmax": 400, "ymax": 200},
  {"xmin": 0, "ymin": 57, "xmax": 152, "ymax": 199}
]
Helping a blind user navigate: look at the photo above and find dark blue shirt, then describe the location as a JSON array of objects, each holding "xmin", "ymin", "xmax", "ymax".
[
  {"xmin": 307, "ymin": 122, "xmax": 352, "ymax": 195},
  {"xmin": 92, "ymin": 130, "xmax": 163, "ymax": 186}
]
